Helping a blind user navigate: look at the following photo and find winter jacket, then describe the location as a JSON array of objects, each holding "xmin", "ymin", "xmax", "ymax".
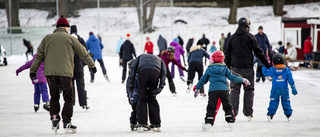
[
  {"xmin": 17, "ymin": 54, "xmax": 46, "ymax": 84},
  {"xmin": 170, "ymin": 41, "xmax": 185, "ymax": 60},
  {"xmin": 187, "ymin": 45, "xmax": 210, "ymax": 63},
  {"xmin": 200, "ymin": 36, "xmax": 210, "ymax": 46},
  {"xmin": 126, "ymin": 73, "xmax": 139, "ymax": 104},
  {"xmin": 186, "ymin": 38, "xmax": 194, "ymax": 53},
  {"xmin": 177, "ymin": 36, "xmax": 184, "ymax": 47},
  {"xmin": 255, "ymin": 32, "xmax": 271, "ymax": 56},
  {"xmin": 157, "ymin": 35, "xmax": 167, "ymax": 52},
  {"xmin": 278, "ymin": 46, "xmax": 284, "ymax": 54},
  {"xmin": 219, "ymin": 38, "xmax": 225, "ymax": 51},
  {"xmin": 71, "ymin": 33, "xmax": 87, "ymax": 74},
  {"xmin": 303, "ymin": 39, "xmax": 313, "ymax": 54},
  {"xmin": 120, "ymin": 40, "xmax": 136, "ymax": 60},
  {"xmin": 225, "ymin": 26, "xmax": 269, "ymax": 69},
  {"xmin": 129, "ymin": 54, "xmax": 167, "ymax": 87},
  {"xmin": 86, "ymin": 35, "xmax": 104, "ymax": 60},
  {"xmin": 158, "ymin": 51, "xmax": 185, "ymax": 70},
  {"xmin": 223, "ymin": 33, "xmax": 231, "ymax": 53},
  {"xmin": 144, "ymin": 41, "xmax": 154, "ymax": 54},
  {"xmin": 209, "ymin": 44, "xmax": 217, "ymax": 53},
  {"xmin": 195, "ymin": 63, "xmax": 243, "ymax": 91},
  {"xmin": 262, "ymin": 66, "xmax": 295, "ymax": 90},
  {"xmin": 286, "ymin": 44, "xmax": 297, "ymax": 60},
  {"xmin": 30, "ymin": 28, "xmax": 95, "ymax": 78},
  {"xmin": 116, "ymin": 38, "xmax": 124, "ymax": 53}
]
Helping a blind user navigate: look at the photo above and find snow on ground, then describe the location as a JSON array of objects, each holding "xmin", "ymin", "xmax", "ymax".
[{"xmin": 0, "ymin": 55, "xmax": 320, "ymax": 137}]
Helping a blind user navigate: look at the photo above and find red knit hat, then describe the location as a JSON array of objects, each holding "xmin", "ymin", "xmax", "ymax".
[
  {"xmin": 56, "ymin": 15, "xmax": 70, "ymax": 28},
  {"xmin": 127, "ymin": 33, "xmax": 130, "ymax": 37}
]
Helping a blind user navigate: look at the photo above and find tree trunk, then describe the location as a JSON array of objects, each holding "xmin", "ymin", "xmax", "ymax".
[
  {"xmin": 273, "ymin": 0, "xmax": 285, "ymax": 16},
  {"xmin": 146, "ymin": 0, "xmax": 156, "ymax": 32},
  {"xmin": 59, "ymin": 0, "xmax": 70, "ymax": 17},
  {"xmin": 142, "ymin": 0, "xmax": 147, "ymax": 31},
  {"xmin": 136, "ymin": 0, "xmax": 156, "ymax": 33},
  {"xmin": 5, "ymin": 0, "xmax": 21, "ymax": 33},
  {"xmin": 135, "ymin": 0, "xmax": 142, "ymax": 32},
  {"xmin": 228, "ymin": 0, "xmax": 239, "ymax": 24}
]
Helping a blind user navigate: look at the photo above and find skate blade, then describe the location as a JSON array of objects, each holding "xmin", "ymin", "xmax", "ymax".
[
  {"xmin": 137, "ymin": 127, "xmax": 144, "ymax": 133},
  {"xmin": 186, "ymin": 84, "xmax": 192, "ymax": 93},
  {"xmin": 53, "ymin": 127, "xmax": 58, "ymax": 134},
  {"xmin": 65, "ymin": 128, "xmax": 77, "ymax": 134},
  {"xmin": 228, "ymin": 123, "xmax": 234, "ymax": 130},
  {"xmin": 152, "ymin": 128, "xmax": 161, "ymax": 132}
]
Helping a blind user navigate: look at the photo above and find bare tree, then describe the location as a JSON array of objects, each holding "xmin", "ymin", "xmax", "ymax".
[
  {"xmin": 59, "ymin": 0, "xmax": 70, "ymax": 17},
  {"xmin": 136, "ymin": 0, "xmax": 157, "ymax": 33},
  {"xmin": 273, "ymin": 0, "xmax": 285, "ymax": 16},
  {"xmin": 5, "ymin": 0, "xmax": 21, "ymax": 33},
  {"xmin": 228, "ymin": 0, "xmax": 239, "ymax": 24}
]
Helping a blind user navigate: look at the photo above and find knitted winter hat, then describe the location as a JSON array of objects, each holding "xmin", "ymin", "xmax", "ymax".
[
  {"xmin": 258, "ymin": 25, "xmax": 263, "ymax": 30},
  {"xmin": 196, "ymin": 40, "xmax": 203, "ymax": 46},
  {"xmin": 56, "ymin": 15, "xmax": 70, "ymax": 28},
  {"xmin": 307, "ymin": 36, "xmax": 311, "ymax": 40},
  {"xmin": 173, "ymin": 38, "xmax": 179, "ymax": 43},
  {"xmin": 70, "ymin": 25, "xmax": 77, "ymax": 34},
  {"xmin": 89, "ymin": 32, "xmax": 94, "ymax": 36},
  {"xmin": 127, "ymin": 33, "xmax": 131, "ymax": 37}
]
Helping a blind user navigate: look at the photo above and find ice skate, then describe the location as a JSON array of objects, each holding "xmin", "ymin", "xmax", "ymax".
[
  {"xmin": 34, "ymin": 104, "xmax": 39, "ymax": 113},
  {"xmin": 137, "ymin": 124, "xmax": 150, "ymax": 133},
  {"xmin": 104, "ymin": 75, "xmax": 110, "ymax": 83},
  {"xmin": 180, "ymin": 76, "xmax": 185, "ymax": 82},
  {"xmin": 200, "ymin": 93, "xmax": 207, "ymax": 97},
  {"xmin": 172, "ymin": 92, "xmax": 177, "ymax": 97},
  {"xmin": 194, "ymin": 90, "xmax": 199, "ymax": 98},
  {"xmin": 63, "ymin": 122, "xmax": 77, "ymax": 134},
  {"xmin": 130, "ymin": 124, "xmax": 137, "ymax": 131},
  {"xmin": 228, "ymin": 123, "xmax": 234, "ymax": 130},
  {"xmin": 186, "ymin": 83, "xmax": 193, "ymax": 93},
  {"xmin": 82, "ymin": 105, "xmax": 90, "ymax": 110},
  {"xmin": 201, "ymin": 123, "xmax": 212, "ymax": 132},
  {"xmin": 51, "ymin": 115, "xmax": 60, "ymax": 134},
  {"xmin": 247, "ymin": 116, "xmax": 253, "ymax": 122},
  {"xmin": 150, "ymin": 124, "xmax": 161, "ymax": 132},
  {"xmin": 90, "ymin": 79, "xmax": 94, "ymax": 83},
  {"xmin": 267, "ymin": 115, "xmax": 273, "ymax": 122},
  {"xmin": 43, "ymin": 102, "xmax": 50, "ymax": 112},
  {"xmin": 286, "ymin": 115, "xmax": 291, "ymax": 122}
]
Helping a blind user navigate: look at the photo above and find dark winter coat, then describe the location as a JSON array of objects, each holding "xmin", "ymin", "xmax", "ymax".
[
  {"xmin": 16, "ymin": 54, "xmax": 47, "ymax": 84},
  {"xmin": 200, "ymin": 36, "xmax": 210, "ymax": 46},
  {"xmin": 225, "ymin": 26, "xmax": 269, "ymax": 69},
  {"xmin": 120, "ymin": 40, "xmax": 137, "ymax": 60},
  {"xmin": 71, "ymin": 33, "xmax": 87, "ymax": 74},
  {"xmin": 177, "ymin": 36, "xmax": 184, "ymax": 47},
  {"xmin": 129, "ymin": 54, "xmax": 167, "ymax": 87},
  {"xmin": 186, "ymin": 38, "xmax": 194, "ymax": 53},
  {"xmin": 86, "ymin": 35, "xmax": 104, "ymax": 60},
  {"xmin": 255, "ymin": 32, "xmax": 271, "ymax": 56},
  {"xmin": 126, "ymin": 73, "xmax": 139, "ymax": 104},
  {"xmin": 195, "ymin": 63, "xmax": 243, "ymax": 92},
  {"xmin": 187, "ymin": 45, "xmax": 210, "ymax": 63},
  {"xmin": 223, "ymin": 33, "xmax": 231, "ymax": 53},
  {"xmin": 157, "ymin": 35, "xmax": 167, "ymax": 52}
]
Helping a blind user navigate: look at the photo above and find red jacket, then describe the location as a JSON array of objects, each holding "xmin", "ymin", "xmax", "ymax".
[
  {"xmin": 144, "ymin": 41, "xmax": 154, "ymax": 53},
  {"xmin": 303, "ymin": 40, "xmax": 313, "ymax": 54}
]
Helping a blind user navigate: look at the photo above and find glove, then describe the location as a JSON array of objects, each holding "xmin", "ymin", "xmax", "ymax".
[
  {"xmin": 89, "ymin": 67, "xmax": 97, "ymax": 73},
  {"xmin": 243, "ymin": 78, "xmax": 251, "ymax": 86},
  {"xmin": 152, "ymin": 87, "xmax": 163, "ymax": 96},
  {"xmin": 265, "ymin": 63, "xmax": 271, "ymax": 69},
  {"xmin": 89, "ymin": 53, "xmax": 94, "ymax": 57},
  {"xmin": 184, "ymin": 68, "xmax": 188, "ymax": 72},
  {"xmin": 129, "ymin": 83, "xmax": 134, "ymax": 92},
  {"xmin": 29, "ymin": 73, "xmax": 37, "ymax": 81},
  {"xmin": 16, "ymin": 69, "xmax": 21, "ymax": 76},
  {"xmin": 291, "ymin": 85, "xmax": 298, "ymax": 95}
]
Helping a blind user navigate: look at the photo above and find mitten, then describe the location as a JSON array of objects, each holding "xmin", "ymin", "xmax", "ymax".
[
  {"xmin": 89, "ymin": 67, "xmax": 97, "ymax": 73},
  {"xmin": 89, "ymin": 53, "xmax": 94, "ymax": 57},
  {"xmin": 184, "ymin": 68, "xmax": 188, "ymax": 72},
  {"xmin": 291, "ymin": 85, "xmax": 298, "ymax": 95},
  {"xmin": 29, "ymin": 73, "xmax": 37, "ymax": 81},
  {"xmin": 16, "ymin": 69, "xmax": 21, "ymax": 76},
  {"xmin": 243, "ymin": 78, "xmax": 251, "ymax": 85}
]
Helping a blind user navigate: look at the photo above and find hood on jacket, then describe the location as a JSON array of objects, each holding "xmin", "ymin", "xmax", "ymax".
[
  {"xmin": 88, "ymin": 35, "xmax": 98, "ymax": 41},
  {"xmin": 235, "ymin": 26, "xmax": 248, "ymax": 35},
  {"xmin": 208, "ymin": 63, "xmax": 226, "ymax": 74},
  {"xmin": 190, "ymin": 45, "xmax": 201, "ymax": 52},
  {"xmin": 170, "ymin": 41, "xmax": 180, "ymax": 47}
]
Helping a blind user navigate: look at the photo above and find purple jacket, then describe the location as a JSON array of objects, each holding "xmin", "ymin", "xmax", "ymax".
[
  {"xmin": 170, "ymin": 41, "xmax": 185, "ymax": 60},
  {"xmin": 16, "ymin": 54, "xmax": 46, "ymax": 84}
]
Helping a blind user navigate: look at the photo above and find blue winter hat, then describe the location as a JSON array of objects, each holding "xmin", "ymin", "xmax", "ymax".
[{"xmin": 173, "ymin": 38, "xmax": 179, "ymax": 43}]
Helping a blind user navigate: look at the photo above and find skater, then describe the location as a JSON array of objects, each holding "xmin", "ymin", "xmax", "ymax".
[
  {"xmin": 0, "ymin": 44, "xmax": 8, "ymax": 66},
  {"xmin": 186, "ymin": 37, "xmax": 194, "ymax": 55},
  {"xmin": 16, "ymin": 54, "xmax": 50, "ymax": 113},
  {"xmin": 284, "ymin": 42, "xmax": 297, "ymax": 67},
  {"xmin": 144, "ymin": 37, "xmax": 154, "ymax": 54},
  {"xmin": 254, "ymin": 55, "xmax": 266, "ymax": 82},
  {"xmin": 303, "ymin": 36, "xmax": 313, "ymax": 68},
  {"xmin": 219, "ymin": 33, "xmax": 225, "ymax": 52},
  {"xmin": 177, "ymin": 35, "xmax": 187, "ymax": 66},
  {"xmin": 86, "ymin": 31, "xmax": 109, "ymax": 83},
  {"xmin": 194, "ymin": 51, "xmax": 251, "ymax": 132},
  {"xmin": 120, "ymin": 33, "xmax": 137, "ymax": 84},
  {"xmin": 70, "ymin": 25, "xmax": 90, "ymax": 110},
  {"xmin": 200, "ymin": 34, "xmax": 210, "ymax": 65},
  {"xmin": 209, "ymin": 41, "xmax": 217, "ymax": 54},
  {"xmin": 22, "ymin": 38, "xmax": 33, "ymax": 61},
  {"xmin": 157, "ymin": 34, "xmax": 167, "ymax": 54},
  {"xmin": 128, "ymin": 54, "xmax": 167, "ymax": 132},
  {"xmin": 277, "ymin": 41, "xmax": 285, "ymax": 54},
  {"xmin": 223, "ymin": 32, "xmax": 231, "ymax": 54},
  {"xmin": 262, "ymin": 53, "xmax": 298, "ymax": 121},
  {"xmin": 116, "ymin": 36, "xmax": 124, "ymax": 67},
  {"xmin": 158, "ymin": 46, "xmax": 187, "ymax": 96},
  {"xmin": 186, "ymin": 40, "xmax": 210, "ymax": 97},
  {"xmin": 30, "ymin": 16, "xmax": 96, "ymax": 134},
  {"xmin": 170, "ymin": 38, "xmax": 186, "ymax": 81},
  {"xmin": 255, "ymin": 25, "xmax": 272, "ymax": 64},
  {"xmin": 225, "ymin": 17, "xmax": 270, "ymax": 121}
]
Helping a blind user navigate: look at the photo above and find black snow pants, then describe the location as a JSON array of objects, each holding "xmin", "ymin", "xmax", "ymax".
[
  {"xmin": 72, "ymin": 72, "xmax": 87, "ymax": 107},
  {"xmin": 122, "ymin": 59, "xmax": 130, "ymax": 81},
  {"xmin": 166, "ymin": 68, "xmax": 176, "ymax": 93},
  {"xmin": 205, "ymin": 91, "xmax": 235, "ymax": 125},
  {"xmin": 137, "ymin": 69, "xmax": 161, "ymax": 126},
  {"xmin": 230, "ymin": 67, "xmax": 255, "ymax": 117},
  {"xmin": 187, "ymin": 61, "xmax": 204, "ymax": 93},
  {"xmin": 130, "ymin": 103, "xmax": 137, "ymax": 124}
]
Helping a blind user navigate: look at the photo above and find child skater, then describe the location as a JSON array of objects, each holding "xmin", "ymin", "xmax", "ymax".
[
  {"xmin": 262, "ymin": 53, "xmax": 298, "ymax": 121},
  {"xmin": 16, "ymin": 54, "xmax": 50, "ymax": 112},
  {"xmin": 194, "ymin": 51, "xmax": 251, "ymax": 131}
]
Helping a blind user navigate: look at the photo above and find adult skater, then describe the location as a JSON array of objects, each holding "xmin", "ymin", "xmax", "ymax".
[
  {"xmin": 86, "ymin": 31, "xmax": 109, "ymax": 83},
  {"xmin": 177, "ymin": 35, "xmax": 187, "ymax": 66},
  {"xmin": 70, "ymin": 25, "xmax": 90, "ymax": 110},
  {"xmin": 224, "ymin": 17, "xmax": 270, "ymax": 121},
  {"xmin": 186, "ymin": 37, "xmax": 194, "ymax": 55},
  {"xmin": 223, "ymin": 32, "xmax": 231, "ymax": 54},
  {"xmin": 0, "ymin": 44, "xmax": 7, "ymax": 66},
  {"xmin": 22, "ymin": 38, "xmax": 33, "ymax": 61},
  {"xmin": 170, "ymin": 38, "xmax": 186, "ymax": 81},
  {"xmin": 157, "ymin": 34, "xmax": 167, "ymax": 54},
  {"xmin": 30, "ymin": 16, "xmax": 96, "ymax": 134},
  {"xmin": 129, "ymin": 54, "xmax": 166, "ymax": 132},
  {"xmin": 200, "ymin": 34, "xmax": 210, "ymax": 65},
  {"xmin": 120, "ymin": 33, "xmax": 137, "ymax": 83},
  {"xmin": 186, "ymin": 40, "xmax": 210, "ymax": 97},
  {"xmin": 116, "ymin": 36, "xmax": 124, "ymax": 66},
  {"xmin": 144, "ymin": 37, "xmax": 154, "ymax": 54},
  {"xmin": 255, "ymin": 25, "xmax": 272, "ymax": 64},
  {"xmin": 158, "ymin": 46, "xmax": 187, "ymax": 96},
  {"xmin": 219, "ymin": 33, "xmax": 225, "ymax": 52}
]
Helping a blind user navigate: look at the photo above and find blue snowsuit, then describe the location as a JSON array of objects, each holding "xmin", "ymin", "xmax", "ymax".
[
  {"xmin": 126, "ymin": 72, "xmax": 139, "ymax": 124},
  {"xmin": 262, "ymin": 66, "xmax": 295, "ymax": 116}
]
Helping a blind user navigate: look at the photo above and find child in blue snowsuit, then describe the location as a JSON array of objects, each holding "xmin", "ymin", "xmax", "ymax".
[
  {"xmin": 126, "ymin": 59, "xmax": 140, "ymax": 131},
  {"xmin": 262, "ymin": 53, "xmax": 298, "ymax": 120}
]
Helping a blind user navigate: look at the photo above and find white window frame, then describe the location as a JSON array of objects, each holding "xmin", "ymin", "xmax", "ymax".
[{"xmin": 284, "ymin": 28, "xmax": 302, "ymax": 49}]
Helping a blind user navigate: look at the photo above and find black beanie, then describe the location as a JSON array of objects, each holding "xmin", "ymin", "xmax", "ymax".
[
  {"xmin": 258, "ymin": 25, "xmax": 263, "ymax": 30},
  {"xmin": 70, "ymin": 25, "xmax": 77, "ymax": 34},
  {"xmin": 197, "ymin": 40, "xmax": 203, "ymax": 46}
]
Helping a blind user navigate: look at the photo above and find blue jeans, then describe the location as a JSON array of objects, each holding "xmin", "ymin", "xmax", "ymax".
[{"xmin": 304, "ymin": 53, "xmax": 312, "ymax": 68}]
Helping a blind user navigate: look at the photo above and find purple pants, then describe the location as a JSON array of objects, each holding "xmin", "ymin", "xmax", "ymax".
[
  {"xmin": 171, "ymin": 60, "xmax": 184, "ymax": 78},
  {"xmin": 34, "ymin": 83, "xmax": 49, "ymax": 105}
]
